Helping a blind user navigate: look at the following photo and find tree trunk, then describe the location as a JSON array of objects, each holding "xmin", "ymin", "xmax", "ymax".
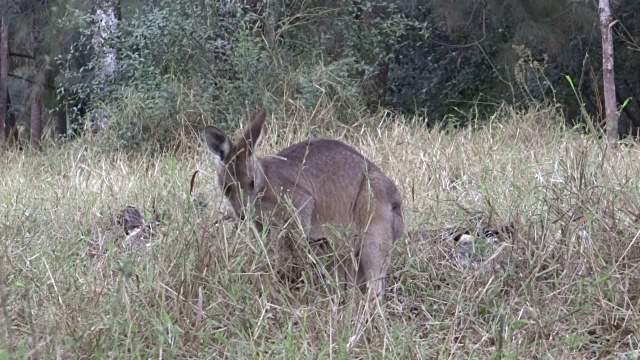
[
  {"xmin": 53, "ymin": 107, "xmax": 66, "ymax": 140},
  {"xmin": 30, "ymin": 87, "xmax": 43, "ymax": 151},
  {"xmin": 90, "ymin": 0, "xmax": 120, "ymax": 132},
  {"xmin": 93, "ymin": 0, "xmax": 119, "ymax": 77},
  {"xmin": 5, "ymin": 92, "xmax": 17, "ymax": 144},
  {"xmin": 363, "ymin": 60, "xmax": 389, "ymax": 110},
  {"xmin": 599, "ymin": 0, "xmax": 618, "ymax": 142},
  {"xmin": 0, "ymin": 18, "xmax": 8, "ymax": 141},
  {"xmin": 264, "ymin": 0, "xmax": 281, "ymax": 49}
]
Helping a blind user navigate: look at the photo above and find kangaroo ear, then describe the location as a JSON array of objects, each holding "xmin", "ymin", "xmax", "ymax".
[
  {"xmin": 237, "ymin": 109, "xmax": 267, "ymax": 156},
  {"xmin": 204, "ymin": 126, "xmax": 232, "ymax": 165}
]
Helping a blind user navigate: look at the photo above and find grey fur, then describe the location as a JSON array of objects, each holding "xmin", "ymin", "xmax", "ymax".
[{"xmin": 204, "ymin": 109, "xmax": 404, "ymax": 301}]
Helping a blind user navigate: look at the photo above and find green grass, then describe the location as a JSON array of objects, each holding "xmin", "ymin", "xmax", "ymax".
[{"xmin": 1, "ymin": 105, "xmax": 640, "ymax": 358}]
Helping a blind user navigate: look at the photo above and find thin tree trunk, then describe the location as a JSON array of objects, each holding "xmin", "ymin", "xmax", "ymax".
[
  {"xmin": 599, "ymin": 0, "xmax": 618, "ymax": 142},
  {"xmin": 5, "ymin": 92, "xmax": 17, "ymax": 144},
  {"xmin": 264, "ymin": 0, "xmax": 280, "ymax": 48},
  {"xmin": 28, "ymin": 0, "xmax": 48, "ymax": 150},
  {"xmin": 90, "ymin": 0, "xmax": 120, "ymax": 133},
  {"xmin": 30, "ymin": 87, "xmax": 43, "ymax": 151},
  {"xmin": 53, "ymin": 107, "xmax": 66, "ymax": 140},
  {"xmin": 0, "ymin": 18, "xmax": 8, "ymax": 140}
]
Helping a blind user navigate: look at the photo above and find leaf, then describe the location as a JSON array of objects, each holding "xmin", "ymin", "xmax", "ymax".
[
  {"xmin": 564, "ymin": 75, "xmax": 575, "ymax": 90},
  {"xmin": 162, "ymin": 310, "xmax": 172, "ymax": 325}
]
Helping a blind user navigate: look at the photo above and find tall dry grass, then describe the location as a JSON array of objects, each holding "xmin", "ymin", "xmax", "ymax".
[{"xmin": 1, "ymin": 104, "xmax": 639, "ymax": 358}]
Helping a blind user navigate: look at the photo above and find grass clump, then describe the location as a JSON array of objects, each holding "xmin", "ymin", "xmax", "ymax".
[{"xmin": 1, "ymin": 105, "xmax": 640, "ymax": 358}]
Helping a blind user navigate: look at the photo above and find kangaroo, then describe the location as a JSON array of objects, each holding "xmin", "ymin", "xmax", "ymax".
[{"xmin": 204, "ymin": 109, "xmax": 404, "ymax": 301}]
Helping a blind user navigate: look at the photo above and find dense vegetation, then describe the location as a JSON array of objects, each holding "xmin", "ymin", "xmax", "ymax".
[
  {"xmin": 1, "ymin": 1, "xmax": 640, "ymax": 358},
  {"xmin": 2, "ymin": 0, "xmax": 640, "ymax": 148}
]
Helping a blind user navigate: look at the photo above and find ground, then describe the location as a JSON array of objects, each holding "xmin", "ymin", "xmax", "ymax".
[{"xmin": 1, "ymin": 105, "xmax": 639, "ymax": 358}]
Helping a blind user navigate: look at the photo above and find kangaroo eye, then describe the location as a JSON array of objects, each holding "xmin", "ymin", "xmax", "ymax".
[{"xmin": 248, "ymin": 179, "xmax": 255, "ymax": 190}]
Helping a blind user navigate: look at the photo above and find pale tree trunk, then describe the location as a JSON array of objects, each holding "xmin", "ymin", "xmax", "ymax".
[
  {"xmin": 0, "ymin": 18, "xmax": 8, "ymax": 141},
  {"xmin": 599, "ymin": 0, "xmax": 618, "ymax": 142},
  {"xmin": 91, "ymin": 0, "xmax": 120, "ymax": 133},
  {"xmin": 30, "ymin": 86, "xmax": 43, "ymax": 151},
  {"xmin": 93, "ymin": 0, "xmax": 118, "ymax": 77}
]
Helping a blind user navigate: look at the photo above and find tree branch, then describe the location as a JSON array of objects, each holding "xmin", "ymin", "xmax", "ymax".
[
  {"xmin": 8, "ymin": 73, "xmax": 55, "ymax": 90},
  {"xmin": 9, "ymin": 52, "xmax": 34, "ymax": 60}
]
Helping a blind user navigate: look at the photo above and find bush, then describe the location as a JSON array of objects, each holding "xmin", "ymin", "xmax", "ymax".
[{"xmin": 55, "ymin": 0, "xmax": 429, "ymax": 149}]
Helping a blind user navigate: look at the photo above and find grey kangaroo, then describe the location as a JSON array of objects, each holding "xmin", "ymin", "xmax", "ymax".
[{"xmin": 204, "ymin": 109, "xmax": 404, "ymax": 301}]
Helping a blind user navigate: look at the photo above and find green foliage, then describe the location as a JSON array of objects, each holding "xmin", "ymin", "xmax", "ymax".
[
  {"xmin": 95, "ymin": 82, "xmax": 178, "ymax": 151},
  {"xmin": 6, "ymin": 0, "xmax": 640, "ymax": 147},
  {"xmin": 49, "ymin": 0, "xmax": 640, "ymax": 147},
  {"xmin": 342, "ymin": 2, "xmax": 428, "ymax": 69},
  {"xmin": 57, "ymin": 0, "xmax": 247, "ymax": 148},
  {"xmin": 53, "ymin": 0, "xmax": 429, "ymax": 149},
  {"xmin": 223, "ymin": 29, "xmax": 267, "ymax": 114}
]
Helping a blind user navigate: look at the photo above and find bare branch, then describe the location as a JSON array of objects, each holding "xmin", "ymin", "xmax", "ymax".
[
  {"xmin": 9, "ymin": 52, "xmax": 34, "ymax": 60},
  {"xmin": 8, "ymin": 73, "xmax": 55, "ymax": 90}
]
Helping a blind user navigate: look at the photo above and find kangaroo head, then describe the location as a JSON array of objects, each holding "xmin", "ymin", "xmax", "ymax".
[{"xmin": 204, "ymin": 109, "xmax": 267, "ymax": 220}]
